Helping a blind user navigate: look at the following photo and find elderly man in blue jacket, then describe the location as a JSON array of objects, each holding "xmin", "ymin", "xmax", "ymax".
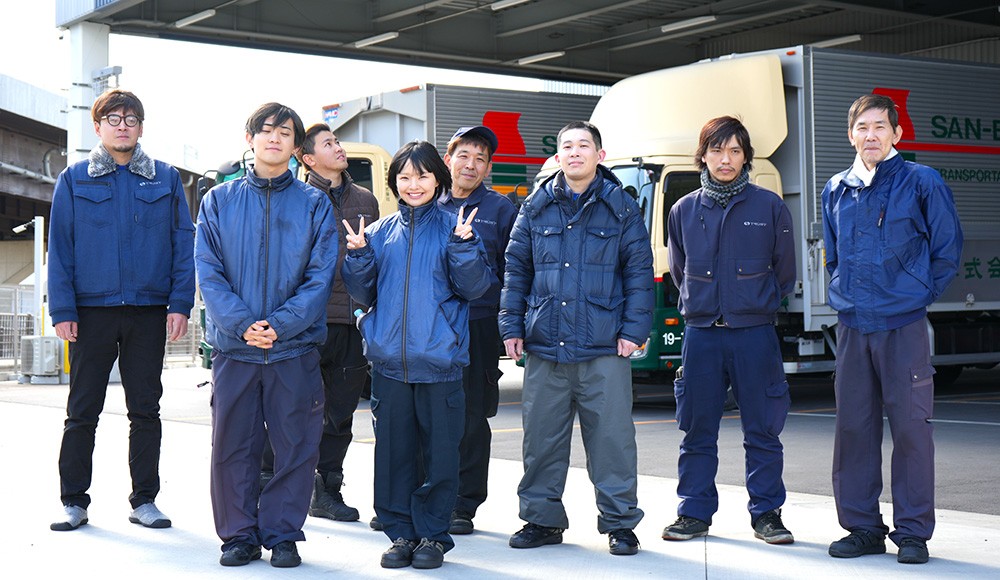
[
  {"xmin": 196, "ymin": 102, "xmax": 337, "ymax": 569},
  {"xmin": 664, "ymin": 116, "xmax": 796, "ymax": 546},
  {"xmin": 48, "ymin": 89, "xmax": 195, "ymax": 533},
  {"xmin": 823, "ymin": 94, "xmax": 962, "ymax": 565},
  {"xmin": 500, "ymin": 121, "xmax": 653, "ymax": 556}
]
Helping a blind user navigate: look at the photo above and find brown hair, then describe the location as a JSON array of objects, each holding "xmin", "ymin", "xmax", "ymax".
[
  {"xmin": 91, "ymin": 89, "xmax": 144, "ymax": 123},
  {"xmin": 847, "ymin": 94, "xmax": 899, "ymax": 130}
]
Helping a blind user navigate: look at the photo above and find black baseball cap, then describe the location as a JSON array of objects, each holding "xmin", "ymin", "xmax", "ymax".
[{"xmin": 449, "ymin": 125, "xmax": 499, "ymax": 155}]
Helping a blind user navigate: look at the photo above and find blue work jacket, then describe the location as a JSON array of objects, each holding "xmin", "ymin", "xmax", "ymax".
[
  {"xmin": 499, "ymin": 166, "xmax": 654, "ymax": 363},
  {"xmin": 342, "ymin": 200, "xmax": 492, "ymax": 384},
  {"xmin": 48, "ymin": 145, "xmax": 195, "ymax": 324},
  {"xmin": 195, "ymin": 169, "xmax": 338, "ymax": 364},
  {"xmin": 667, "ymin": 183, "xmax": 796, "ymax": 328},
  {"xmin": 822, "ymin": 154, "xmax": 963, "ymax": 334}
]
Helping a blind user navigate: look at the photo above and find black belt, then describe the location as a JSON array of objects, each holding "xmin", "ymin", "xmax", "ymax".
[{"xmin": 713, "ymin": 315, "xmax": 726, "ymax": 327}]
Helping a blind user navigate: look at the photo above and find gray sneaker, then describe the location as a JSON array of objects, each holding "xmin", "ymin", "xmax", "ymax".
[
  {"xmin": 129, "ymin": 502, "xmax": 172, "ymax": 528},
  {"xmin": 51, "ymin": 505, "xmax": 88, "ymax": 531}
]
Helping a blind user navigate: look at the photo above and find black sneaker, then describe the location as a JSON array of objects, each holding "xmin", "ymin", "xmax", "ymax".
[
  {"xmin": 449, "ymin": 511, "xmax": 474, "ymax": 535},
  {"xmin": 220, "ymin": 543, "xmax": 262, "ymax": 567},
  {"xmin": 370, "ymin": 516, "xmax": 384, "ymax": 531},
  {"xmin": 381, "ymin": 538, "xmax": 417, "ymax": 568},
  {"xmin": 752, "ymin": 509, "xmax": 794, "ymax": 544},
  {"xmin": 411, "ymin": 538, "xmax": 445, "ymax": 569},
  {"xmin": 269, "ymin": 541, "xmax": 301, "ymax": 568},
  {"xmin": 662, "ymin": 515, "xmax": 709, "ymax": 540},
  {"xmin": 509, "ymin": 522, "xmax": 564, "ymax": 549},
  {"xmin": 896, "ymin": 536, "xmax": 929, "ymax": 564},
  {"xmin": 608, "ymin": 528, "xmax": 640, "ymax": 555},
  {"xmin": 828, "ymin": 529, "xmax": 887, "ymax": 558}
]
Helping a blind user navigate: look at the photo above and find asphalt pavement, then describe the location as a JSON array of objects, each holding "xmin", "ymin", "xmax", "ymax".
[{"xmin": 1, "ymin": 366, "xmax": 998, "ymax": 579}]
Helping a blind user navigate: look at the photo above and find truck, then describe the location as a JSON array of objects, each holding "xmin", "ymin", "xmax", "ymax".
[
  {"xmin": 558, "ymin": 46, "xmax": 1000, "ymax": 389},
  {"xmin": 324, "ymin": 84, "xmax": 600, "ymax": 200}
]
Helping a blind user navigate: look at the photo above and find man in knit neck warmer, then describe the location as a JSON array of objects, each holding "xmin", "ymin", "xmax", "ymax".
[{"xmin": 664, "ymin": 115, "xmax": 797, "ymax": 546}]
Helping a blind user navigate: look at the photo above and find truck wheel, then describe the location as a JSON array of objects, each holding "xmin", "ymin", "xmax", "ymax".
[{"xmin": 933, "ymin": 365, "xmax": 963, "ymax": 389}]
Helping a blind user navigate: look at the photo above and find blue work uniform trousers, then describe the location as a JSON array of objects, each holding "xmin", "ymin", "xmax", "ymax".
[
  {"xmin": 674, "ymin": 324, "xmax": 790, "ymax": 525},
  {"xmin": 209, "ymin": 350, "xmax": 324, "ymax": 551},
  {"xmin": 454, "ymin": 316, "xmax": 502, "ymax": 517},
  {"xmin": 59, "ymin": 306, "xmax": 167, "ymax": 510},
  {"xmin": 371, "ymin": 373, "xmax": 465, "ymax": 552},
  {"xmin": 832, "ymin": 318, "xmax": 935, "ymax": 545},
  {"xmin": 519, "ymin": 354, "xmax": 644, "ymax": 533}
]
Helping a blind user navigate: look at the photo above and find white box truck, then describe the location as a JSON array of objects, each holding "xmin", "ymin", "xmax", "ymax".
[
  {"xmin": 582, "ymin": 46, "xmax": 1000, "ymax": 386},
  {"xmin": 324, "ymin": 84, "xmax": 600, "ymax": 200}
]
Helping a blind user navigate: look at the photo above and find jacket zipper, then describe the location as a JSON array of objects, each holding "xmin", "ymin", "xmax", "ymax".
[
  {"xmin": 263, "ymin": 181, "xmax": 271, "ymax": 365},
  {"xmin": 402, "ymin": 205, "xmax": 415, "ymax": 382}
]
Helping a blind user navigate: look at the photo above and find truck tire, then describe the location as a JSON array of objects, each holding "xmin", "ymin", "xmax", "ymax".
[{"xmin": 933, "ymin": 365, "xmax": 963, "ymax": 389}]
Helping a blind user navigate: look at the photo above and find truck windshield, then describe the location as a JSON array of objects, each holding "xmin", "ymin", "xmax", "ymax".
[
  {"xmin": 611, "ymin": 164, "xmax": 660, "ymax": 233},
  {"xmin": 661, "ymin": 171, "xmax": 701, "ymax": 245}
]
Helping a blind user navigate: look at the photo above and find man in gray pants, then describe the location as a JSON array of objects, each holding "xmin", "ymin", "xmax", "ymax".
[{"xmin": 499, "ymin": 121, "xmax": 653, "ymax": 556}]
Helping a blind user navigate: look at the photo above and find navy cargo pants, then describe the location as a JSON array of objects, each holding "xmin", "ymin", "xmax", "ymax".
[
  {"xmin": 371, "ymin": 373, "xmax": 465, "ymax": 552},
  {"xmin": 674, "ymin": 324, "xmax": 790, "ymax": 525},
  {"xmin": 832, "ymin": 318, "xmax": 936, "ymax": 545},
  {"xmin": 210, "ymin": 350, "xmax": 324, "ymax": 551}
]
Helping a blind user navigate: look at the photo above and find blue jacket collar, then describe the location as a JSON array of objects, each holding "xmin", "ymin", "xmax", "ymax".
[
  {"xmin": 439, "ymin": 182, "xmax": 490, "ymax": 207},
  {"xmin": 398, "ymin": 197, "xmax": 439, "ymax": 226},
  {"xmin": 528, "ymin": 164, "xmax": 625, "ymax": 219},
  {"xmin": 246, "ymin": 168, "xmax": 295, "ymax": 192},
  {"xmin": 842, "ymin": 152, "xmax": 904, "ymax": 189}
]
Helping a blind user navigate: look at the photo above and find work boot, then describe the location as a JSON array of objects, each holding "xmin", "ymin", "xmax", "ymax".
[
  {"xmin": 828, "ymin": 529, "xmax": 887, "ymax": 558},
  {"xmin": 309, "ymin": 472, "xmax": 360, "ymax": 522},
  {"xmin": 662, "ymin": 515, "xmax": 709, "ymax": 540},
  {"xmin": 752, "ymin": 509, "xmax": 794, "ymax": 544}
]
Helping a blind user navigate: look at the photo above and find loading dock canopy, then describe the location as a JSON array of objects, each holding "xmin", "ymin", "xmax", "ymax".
[{"xmin": 57, "ymin": 0, "xmax": 1000, "ymax": 84}]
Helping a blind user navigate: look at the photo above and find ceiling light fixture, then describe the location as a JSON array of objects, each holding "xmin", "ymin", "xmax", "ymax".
[
  {"xmin": 517, "ymin": 51, "xmax": 566, "ymax": 65},
  {"xmin": 353, "ymin": 31, "xmax": 400, "ymax": 48},
  {"xmin": 174, "ymin": 9, "xmax": 217, "ymax": 29},
  {"xmin": 660, "ymin": 15, "xmax": 717, "ymax": 34},
  {"xmin": 491, "ymin": 0, "xmax": 531, "ymax": 11},
  {"xmin": 810, "ymin": 34, "xmax": 863, "ymax": 48}
]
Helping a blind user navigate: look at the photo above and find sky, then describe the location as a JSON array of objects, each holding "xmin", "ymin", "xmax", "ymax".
[{"xmin": 1, "ymin": 1, "xmax": 544, "ymax": 174}]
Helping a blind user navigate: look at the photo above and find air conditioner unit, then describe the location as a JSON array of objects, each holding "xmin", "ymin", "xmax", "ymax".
[{"xmin": 21, "ymin": 336, "xmax": 62, "ymax": 376}]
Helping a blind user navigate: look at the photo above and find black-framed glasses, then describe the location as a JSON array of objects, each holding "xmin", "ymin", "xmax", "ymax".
[{"xmin": 101, "ymin": 114, "xmax": 141, "ymax": 127}]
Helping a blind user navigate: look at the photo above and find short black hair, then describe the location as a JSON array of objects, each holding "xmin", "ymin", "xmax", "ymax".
[
  {"xmin": 557, "ymin": 121, "xmax": 602, "ymax": 150},
  {"xmin": 245, "ymin": 102, "xmax": 305, "ymax": 148},
  {"xmin": 387, "ymin": 140, "xmax": 452, "ymax": 199},
  {"xmin": 694, "ymin": 116, "xmax": 754, "ymax": 172},
  {"xmin": 298, "ymin": 123, "xmax": 333, "ymax": 167}
]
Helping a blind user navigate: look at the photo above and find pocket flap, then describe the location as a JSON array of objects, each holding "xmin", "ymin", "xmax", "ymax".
[
  {"xmin": 910, "ymin": 364, "xmax": 936, "ymax": 383},
  {"xmin": 587, "ymin": 227, "xmax": 619, "ymax": 239},
  {"xmin": 136, "ymin": 187, "xmax": 171, "ymax": 204},
  {"xmin": 74, "ymin": 183, "xmax": 112, "ymax": 203},
  {"xmin": 532, "ymin": 225, "xmax": 563, "ymax": 237},
  {"xmin": 525, "ymin": 294, "xmax": 552, "ymax": 307},
  {"xmin": 585, "ymin": 294, "xmax": 625, "ymax": 310},
  {"xmin": 684, "ymin": 260, "xmax": 715, "ymax": 278},
  {"xmin": 736, "ymin": 258, "xmax": 773, "ymax": 275}
]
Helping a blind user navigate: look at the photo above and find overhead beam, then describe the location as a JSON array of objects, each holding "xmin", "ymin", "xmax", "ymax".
[{"xmin": 496, "ymin": 0, "xmax": 649, "ymax": 38}]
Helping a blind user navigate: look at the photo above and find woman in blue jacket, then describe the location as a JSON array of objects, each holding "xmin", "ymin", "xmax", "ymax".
[{"xmin": 342, "ymin": 140, "xmax": 492, "ymax": 570}]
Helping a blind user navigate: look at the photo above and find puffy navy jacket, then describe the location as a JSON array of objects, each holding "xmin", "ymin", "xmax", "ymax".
[
  {"xmin": 48, "ymin": 145, "xmax": 195, "ymax": 324},
  {"xmin": 342, "ymin": 200, "xmax": 492, "ymax": 383},
  {"xmin": 195, "ymin": 169, "xmax": 338, "ymax": 364},
  {"xmin": 667, "ymin": 183, "xmax": 796, "ymax": 328},
  {"xmin": 499, "ymin": 166, "xmax": 654, "ymax": 363},
  {"xmin": 438, "ymin": 183, "xmax": 517, "ymax": 320},
  {"xmin": 822, "ymin": 154, "xmax": 963, "ymax": 333}
]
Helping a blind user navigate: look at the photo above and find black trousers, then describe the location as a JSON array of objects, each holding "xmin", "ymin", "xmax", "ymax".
[
  {"xmin": 454, "ymin": 316, "xmax": 502, "ymax": 516},
  {"xmin": 58, "ymin": 306, "xmax": 167, "ymax": 509},
  {"xmin": 263, "ymin": 323, "xmax": 368, "ymax": 478}
]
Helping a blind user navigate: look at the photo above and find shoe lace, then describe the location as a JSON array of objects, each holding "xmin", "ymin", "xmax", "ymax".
[
  {"xmin": 757, "ymin": 511, "xmax": 783, "ymax": 529},
  {"xmin": 610, "ymin": 529, "xmax": 638, "ymax": 542},
  {"xmin": 391, "ymin": 537, "xmax": 414, "ymax": 549},
  {"xmin": 416, "ymin": 538, "xmax": 443, "ymax": 552}
]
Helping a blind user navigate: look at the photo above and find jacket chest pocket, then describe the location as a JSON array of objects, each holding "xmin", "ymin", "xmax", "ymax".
[
  {"xmin": 584, "ymin": 227, "xmax": 619, "ymax": 265},
  {"xmin": 73, "ymin": 182, "xmax": 114, "ymax": 228},
  {"xmin": 531, "ymin": 225, "xmax": 563, "ymax": 263},
  {"xmin": 136, "ymin": 187, "xmax": 173, "ymax": 229}
]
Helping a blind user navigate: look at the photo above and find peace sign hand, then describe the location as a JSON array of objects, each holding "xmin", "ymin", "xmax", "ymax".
[
  {"xmin": 343, "ymin": 216, "xmax": 367, "ymax": 250},
  {"xmin": 454, "ymin": 206, "xmax": 479, "ymax": 240}
]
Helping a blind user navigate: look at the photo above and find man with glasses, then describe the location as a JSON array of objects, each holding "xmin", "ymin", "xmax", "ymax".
[{"xmin": 48, "ymin": 89, "xmax": 195, "ymax": 531}]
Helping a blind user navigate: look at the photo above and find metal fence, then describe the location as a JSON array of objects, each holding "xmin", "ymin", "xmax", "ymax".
[{"xmin": 0, "ymin": 285, "xmax": 204, "ymax": 372}]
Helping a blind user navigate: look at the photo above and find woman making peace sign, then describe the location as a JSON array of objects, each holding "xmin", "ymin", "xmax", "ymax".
[{"xmin": 342, "ymin": 140, "xmax": 492, "ymax": 570}]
